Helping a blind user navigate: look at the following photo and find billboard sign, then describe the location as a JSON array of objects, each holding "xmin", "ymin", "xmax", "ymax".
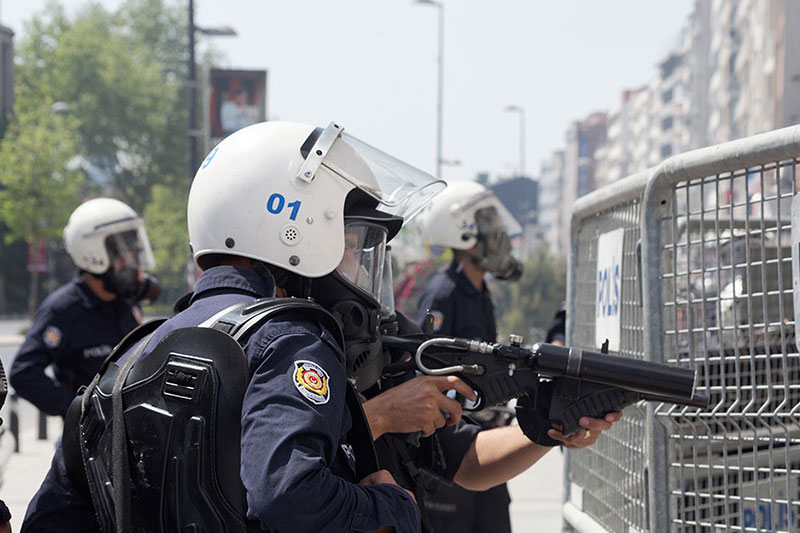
[{"xmin": 207, "ymin": 68, "xmax": 267, "ymax": 150}]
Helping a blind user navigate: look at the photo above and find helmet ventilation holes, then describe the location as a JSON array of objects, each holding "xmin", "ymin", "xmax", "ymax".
[{"xmin": 280, "ymin": 225, "xmax": 302, "ymax": 246}]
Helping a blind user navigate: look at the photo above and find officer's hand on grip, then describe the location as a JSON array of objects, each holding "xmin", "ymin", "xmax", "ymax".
[
  {"xmin": 363, "ymin": 376, "xmax": 477, "ymax": 439},
  {"xmin": 546, "ymin": 412, "xmax": 622, "ymax": 449}
]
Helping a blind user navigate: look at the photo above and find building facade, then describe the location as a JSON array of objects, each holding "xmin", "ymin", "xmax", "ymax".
[
  {"xmin": 593, "ymin": 0, "xmax": 800, "ymax": 192},
  {"xmin": 560, "ymin": 113, "xmax": 606, "ymax": 255}
]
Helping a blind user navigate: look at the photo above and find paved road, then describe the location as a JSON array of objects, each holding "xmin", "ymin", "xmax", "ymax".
[{"xmin": 0, "ymin": 318, "xmax": 566, "ymax": 532}]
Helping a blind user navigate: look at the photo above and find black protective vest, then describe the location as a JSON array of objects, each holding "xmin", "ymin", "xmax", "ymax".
[{"xmin": 63, "ymin": 297, "xmax": 378, "ymax": 533}]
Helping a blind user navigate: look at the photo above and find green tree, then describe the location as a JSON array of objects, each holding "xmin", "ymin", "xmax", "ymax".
[
  {"xmin": 2, "ymin": 0, "xmax": 196, "ymax": 312},
  {"xmin": 15, "ymin": 1, "xmax": 183, "ymax": 212},
  {"xmin": 492, "ymin": 251, "xmax": 567, "ymax": 344},
  {"xmin": 143, "ymin": 183, "xmax": 189, "ymax": 311},
  {"xmin": 0, "ymin": 103, "xmax": 85, "ymax": 314}
]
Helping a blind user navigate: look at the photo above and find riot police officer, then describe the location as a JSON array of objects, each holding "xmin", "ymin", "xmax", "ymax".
[
  {"xmin": 22, "ymin": 121, "xmax": 444, "ymax": 532},
  {"xmin": 357, "ymin": 182, "xmax": 620, "ymax": 532},
  {"xmin": 410, "ymin": 181, "xmax": 520, "ymax": 532},
  {"xmin": 9, "ymin": 198, "xmax": 156, "ymax": 417}
]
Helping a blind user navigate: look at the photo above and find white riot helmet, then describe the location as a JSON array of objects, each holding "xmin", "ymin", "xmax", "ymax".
[
  {"xmin": 188, "ymin": 121, "xmax": 445, "ymax": 390},
  {"xmin": 189, "ymin": 121, "xmax": 443, "ymax": 290},
  {"xmin": 63, "ymin": 198, "xmax": 156, "ymax": 297},
  {"xmin": 414, "ymin": 180, "xmax": 523, "ymax": 280}
]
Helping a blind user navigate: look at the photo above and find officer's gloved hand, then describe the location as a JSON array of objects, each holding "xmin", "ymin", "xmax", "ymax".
[{"xmin": 135, "ymin": 274, "xmax": 161, "ymax": 305}]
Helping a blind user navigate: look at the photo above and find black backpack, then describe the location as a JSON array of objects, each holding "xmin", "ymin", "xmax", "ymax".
[{"xmin": 63, "ymin": 297, "xmax": 378, "ymax": 533}]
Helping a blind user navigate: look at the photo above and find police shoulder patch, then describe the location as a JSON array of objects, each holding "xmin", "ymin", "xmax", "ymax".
[
  {"xmin": 293, "ymin": 360, "xmax": 330, "ymax": 405},
  {"xmin": 43, "ymin": 325, "xmax": 63, "ymax": 348}
]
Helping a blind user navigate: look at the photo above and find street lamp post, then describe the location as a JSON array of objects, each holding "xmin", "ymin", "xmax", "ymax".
[
  {"xmin": 504, "ymin": 104, "xmax": 525, "ymax": 177},
  {"xmin": 414, "ymin": 0, "xmax": 444, "ymax": 179},
  {"xmin": 187, "ymin": 0, "xmax": 236, "ymax": 182}
]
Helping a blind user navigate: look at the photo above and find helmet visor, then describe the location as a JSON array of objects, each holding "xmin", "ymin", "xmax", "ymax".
[
  {"xmin": 103, "ymin": 225, "xmax": 155, "ymax": 271},
  {"xmin": 455, "ymin": 190, "xmax": 522, "ymax": 237},
  {"xmin": 336, "ymin": 221, "xmax": 387, "ymax": 304},
  {"xmin": 322, "ymin": 130, "xmax": 446, "ymax": 223},
  {"xmin": 378, "ymin": 246, "xmax": 396, "ymax": 319}
]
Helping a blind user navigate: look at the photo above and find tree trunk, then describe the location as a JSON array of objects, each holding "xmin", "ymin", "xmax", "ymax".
[{"xmin": 28, "ymin": 270, "xmax": 39, "ymax": 318}]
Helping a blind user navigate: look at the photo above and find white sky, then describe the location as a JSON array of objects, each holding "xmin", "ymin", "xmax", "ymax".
[{"xmin": 2, "ymin": 0, "xmax": 695, "ymax": 183}]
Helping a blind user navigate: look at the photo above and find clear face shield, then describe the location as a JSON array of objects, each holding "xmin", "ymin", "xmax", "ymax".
[
  {"xmin": 100, "ymin": 222, "xmax": 156, "ymax": 298},
  {"xmin": 104, "ymin": 227, "xmax": 154, "ymax": 273},
  {"xmin": 297, "ymin": 122, "xmax": 446, "ymax": 225},
  {"xmin": 336, "ymin": 221, "xmax": 387, "ymax": 305},
  {"xmin": 378, "ymin": 245, "xmax": 396, "ymax": 320}
]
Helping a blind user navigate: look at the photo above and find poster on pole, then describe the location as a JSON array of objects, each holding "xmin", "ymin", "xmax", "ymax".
[
  {"xmin": 26, "ymin": 240, "xmax": 48, "ymax": 273},
  {"xmin": 206, "ymin": 68, "xmax": 267, "ymax": 151},
  {"xmin": 595, "ymin": 228, "xmax": 624, "ymax": 352}
]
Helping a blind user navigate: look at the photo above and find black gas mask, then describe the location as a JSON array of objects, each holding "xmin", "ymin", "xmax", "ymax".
[
  {"xmin": 99, "ymin": 230, "xmax": 159, "ymax": 300},
  {"xmin": 469, "ymin": 206, "xmax": 523, "ymax": 281},
  {"xmin": 311, "ymin": 218, "xmax": 398, "ymax": 391}
]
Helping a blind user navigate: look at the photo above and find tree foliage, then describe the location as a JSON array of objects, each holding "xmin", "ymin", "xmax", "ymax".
[
  {"xmin": 492, "ymin": 251, "xmax": 567, "ymax": 343},
  {"xmin": 0, "ymin": 0, "xmax": 195, "ymax": 311},
  {"xmin": 13, "ymin": 0, "xmax": 185, "ymax": 212},
  {"xmin": 143, "ymin": 183, "xmax": 189, "ymax": 308},
  {"xmin": 0, "ymin": 104, "xmax": 84, "ymax": 244}
]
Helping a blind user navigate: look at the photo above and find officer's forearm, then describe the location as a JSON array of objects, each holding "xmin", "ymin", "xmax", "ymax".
[
  {"xmin": 453, "ymin": 425, "xmax": 550, "ymax": 491},
  {"xmin": 9, "ymin": 362, "xmax": 74, "ymax": 416}
]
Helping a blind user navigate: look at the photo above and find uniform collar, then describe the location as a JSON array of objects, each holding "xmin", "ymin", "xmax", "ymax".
[
  {"xmin": 189, "ymin": 265, "xmax": 276, "ymax": 305},
  {"xmin": 447, "ymin": 259, "xmax": 485, "ymax": 296},
  {"xmin": 74, "ymin": 273, "xmax": 119, "ymax": 310}
]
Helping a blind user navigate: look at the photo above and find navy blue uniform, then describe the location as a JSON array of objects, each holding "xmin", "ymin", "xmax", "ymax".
[
  {"xmin": 415, "ymin": 260, "xmax": 512, "ymax": 533},
  {"xmin": 22, "ymin": 266, "xmax": 420, "ymax": 533},
  {"xmin": 415, "ymin": 261, "xmax": 496, "ymax": 341},
  {"xmin": 9, "ymin": 275, "xmax": 139, "ymax": 416}
]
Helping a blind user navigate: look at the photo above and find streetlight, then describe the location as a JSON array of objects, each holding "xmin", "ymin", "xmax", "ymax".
[
  {"xmin": 504, "ymin": 104, "xmax": 525, "ymax": 177},
  {"xmin": 188, "ymin": 0, "xmax": 236, "ymax": 182},
  {"xmin": 413, "ymin": 0, "xmax": 444, "ymax": 179}
]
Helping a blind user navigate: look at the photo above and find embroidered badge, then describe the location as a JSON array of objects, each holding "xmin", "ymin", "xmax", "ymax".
[
  {"xmin": 43, "ymin": 325, "xmax": 62, "ymax": 348},
  {"xmin": 293, "ymin": 360, "xmax": 330, "ymax": 405},
  {"xmin": 430, "ymin": 311, "xmax": 445, "ymax": 331}
]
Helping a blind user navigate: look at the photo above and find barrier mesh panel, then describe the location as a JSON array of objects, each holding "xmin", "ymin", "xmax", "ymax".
[
  {"xmin": 657, "ymin": 160, "xmax": 800, "ymax": 532},
  {"xmin": 568, "ymin": 198, "xmax": 648, "ymax": 532}
]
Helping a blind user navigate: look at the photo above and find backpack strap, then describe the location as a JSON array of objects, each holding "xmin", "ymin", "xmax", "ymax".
[
  {"xmin": 200, "ymin": 297, "xmax": 346, "ymax": 349},
  {"xmin": 203, "ymin": 297, "xmax": 377, "ymax": 477},
  {"xmin": 63, "ymin": 319, "xmax": 166, "ymax": 504},
  {"xmin": 111, "ymin": 332, "xmax": 157, "ymax": 533}
]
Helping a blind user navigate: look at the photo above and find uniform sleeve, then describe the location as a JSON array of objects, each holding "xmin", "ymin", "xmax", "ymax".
[
  {"xmin": 22, "ymin": 440, "xmax": 99, "ymax": 530},
  {"xmin": 434, "ymin": 419, "xmax": 481, "ymax": 482},
  {"xmin": 9, "ymin": 306, "xmax": 76, "ymax": 416},
  {"xmin": 415, "ymin": 277, "xmax": 456, "ymax": 336},
  {"xmin": 240, "ymin": 327, "xmax": 420, "ymax": 533}
]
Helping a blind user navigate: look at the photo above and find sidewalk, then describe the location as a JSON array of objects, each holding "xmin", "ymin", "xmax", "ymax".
[
  {"xmin": 0, "ymin": 416, "xmax": 60, "ymax": 531},
  {"xmin": 0, "ymin": 423, "xmax": 565, "ymax": 532},
  {"xmin": 509, "ymin": 448, "xmax": 565, "ymax": 532}
]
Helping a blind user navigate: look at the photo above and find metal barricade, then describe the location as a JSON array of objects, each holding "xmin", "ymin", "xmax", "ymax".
[
  {"xmin": 564, "ymin": 169, "xmax": 653, "ymax": 533},
  {"xmin": 564, "ymin": 125, "xmax": 800, "ymax": 533}
]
